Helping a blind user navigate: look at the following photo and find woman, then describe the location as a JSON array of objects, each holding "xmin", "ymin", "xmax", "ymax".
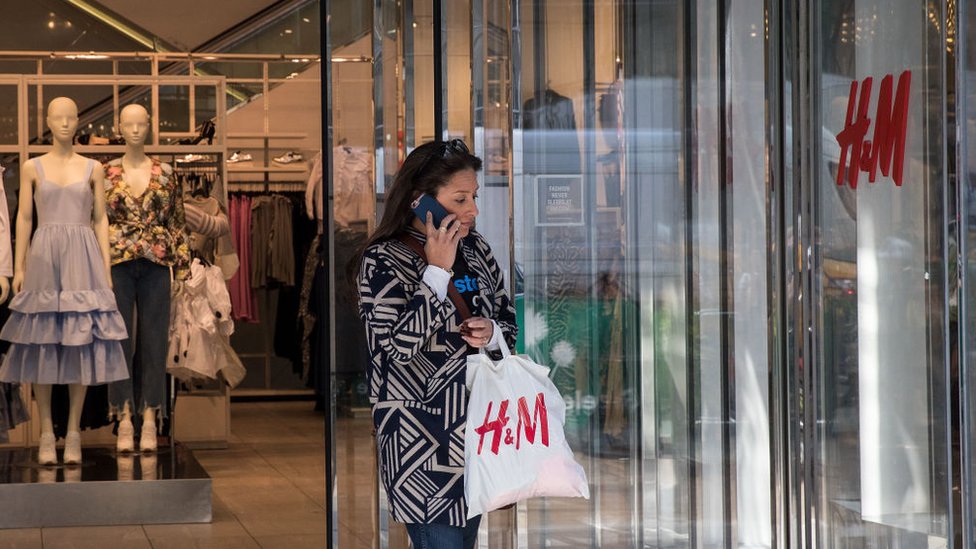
[{"xmin": 355, "ymin": 139, "xmax": 518, "ymax": 548}]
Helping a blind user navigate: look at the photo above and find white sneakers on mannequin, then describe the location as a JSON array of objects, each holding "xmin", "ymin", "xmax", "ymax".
[
  {"xmin": 140, "ymin": 421, "xmax": 157, "ymax": 453},
  {"xmin": 63, "ymin": 431, "xmax": 82, "ymax": 465},
  {"xmin": 117, "ymin": 418, "xmax": 135, "ymax": 453},
  {"xmin": 38, "ymin": 432, "xmax": 56, "ymax": 465}
]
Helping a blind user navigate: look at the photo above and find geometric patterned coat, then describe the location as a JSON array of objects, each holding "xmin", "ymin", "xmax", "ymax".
[{"xmin": 358, "ymin": 226, "xmax": 518, "ymax": 526}]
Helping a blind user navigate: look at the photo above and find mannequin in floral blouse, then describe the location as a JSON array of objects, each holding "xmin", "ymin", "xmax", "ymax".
[{"xmin": 105, "ymin": 104, "xmax": 190, "ymax": 453}]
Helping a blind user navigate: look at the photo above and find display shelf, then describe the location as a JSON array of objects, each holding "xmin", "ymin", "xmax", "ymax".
[
  {"xmin": 26, "ymin": 145, "xmax": 226, "ymax": 155},
  {"xmin": 0, "ymin": 444, "xmax": 211, "ymax": 528},
  {"xmin": 227, "ymin": 132, "xmax": 307, "ymax": 139},
  {"xmin": 227, "ymin": 165, "xmax": 307, "ymax": 173}
]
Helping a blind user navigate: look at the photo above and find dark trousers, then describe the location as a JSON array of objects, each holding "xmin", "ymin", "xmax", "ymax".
[
  {"xmin": 405, "ymin": 516, "xmax": 481, "ymax": 549},
  {"xmin": 107, "ymin": 259, "xmax": 172, "ymax": 426}
]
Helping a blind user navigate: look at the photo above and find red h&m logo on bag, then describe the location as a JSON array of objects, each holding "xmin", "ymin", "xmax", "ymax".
[
  {"xmin": 474, "ymin": 393, "xmax": 550, "ymax": 455},
  {"xmin": 835, "ymin": 70, "xmax": 911, "ymax": 189}
]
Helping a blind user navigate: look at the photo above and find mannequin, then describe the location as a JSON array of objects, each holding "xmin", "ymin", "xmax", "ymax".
[
  {"xmin": 0, "ymin": 97, "xmax": 128, "ymax": 465},
  {"xmin": 105, "ymin": 104, "xmax": 190, "ymax": 453}
]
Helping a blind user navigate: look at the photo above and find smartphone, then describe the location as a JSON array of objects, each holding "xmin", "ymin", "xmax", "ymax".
[{"xmin": 411, "ymin": 194, "xmax": 451, "ymax": 228}]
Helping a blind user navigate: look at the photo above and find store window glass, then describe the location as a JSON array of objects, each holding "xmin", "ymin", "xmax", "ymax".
[
  {"xmin": 446, "ymin": 0, "xmax": 473, "ymax": 144},
  {"xmin": 814, "ymin": 1, "xmax": 951, "ymax": 546},
  {"xmin": 963, "ymin": 2, "xmax": 976, "ymax": 547},
  {"xmin": 0, "ymin": 0, "xmax": 149, "ymax": 52},
  {"xmin": 510, "ymin": 0, "xmax": 778, "ymax": 545},
  {"xmin": 0, "ymin": 84, "xmax": 18, "ymax": 146}
]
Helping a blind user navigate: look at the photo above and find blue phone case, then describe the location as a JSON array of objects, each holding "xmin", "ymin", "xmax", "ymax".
[{"xmin": 411, "ymin": 194, "xmax": 450, "ymax": 227}]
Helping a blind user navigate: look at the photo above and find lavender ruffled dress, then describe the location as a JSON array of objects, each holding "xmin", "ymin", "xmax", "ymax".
[{"xmin": 0, "ymin": 158, "xmax": 128, "ymax": 385}]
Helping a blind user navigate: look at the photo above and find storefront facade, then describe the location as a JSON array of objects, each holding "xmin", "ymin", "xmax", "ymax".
[{"xmin": 327, "ymin": 0, "xmax": 976, "ymax": 547}]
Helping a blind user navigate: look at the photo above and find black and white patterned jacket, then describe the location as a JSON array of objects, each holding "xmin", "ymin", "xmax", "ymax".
[{"xmin": 358, "ymin": 226, "xmax": 518, "ymax": 526}]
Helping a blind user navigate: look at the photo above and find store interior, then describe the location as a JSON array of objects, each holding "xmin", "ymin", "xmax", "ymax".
[{"xmin": 0, "ymin": 1, "xmax": 329, "ymax": 547}]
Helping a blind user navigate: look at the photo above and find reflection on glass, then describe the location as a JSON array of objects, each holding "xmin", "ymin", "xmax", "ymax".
[
  {"xmin": 27, "ymin": 85, "xmax": 115, "ymax": 145},
  {"xmin": 967, "ymin": 1, "xmax": 976, "ymax": 545},
  {"xmin": 160, "ymin": 85, "xmax": 192, "ymax": 133},
  {"xmin": 0, "ymin": 1, "xmax": 149, "ymax": 52},
  {"xmin": 815, "ymin": 0, "xmax": 950, "ymax": 546},
  {"xmin": 332, "ymin": 6, "xmax": 378, "ymax": 548},
  {"xmin": 0, "ymin": 86, "xmax": 18, "ymax": 146},
  {"xmin": 515, "ymin": 0, "xmax": 640, "ymax": 546}
]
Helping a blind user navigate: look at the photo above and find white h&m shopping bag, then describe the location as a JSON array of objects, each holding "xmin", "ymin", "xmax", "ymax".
[{"xmin": 463, "ymin": 340, "xmax": 589, "ymax": 518}]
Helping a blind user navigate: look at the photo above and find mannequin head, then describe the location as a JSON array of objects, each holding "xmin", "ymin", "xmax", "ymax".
[
  {"xmin": 46, "ymin": 97, "xmax": 79, "ymax": 145},
  {"xmin": 119, "ymin": 104, "xmax": 150, "ymax": 147}
]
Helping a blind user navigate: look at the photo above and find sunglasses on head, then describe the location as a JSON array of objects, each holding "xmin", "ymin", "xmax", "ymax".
[{"xmin": 416, "ymin": 138, "xmax": 470, "ymax": 176}]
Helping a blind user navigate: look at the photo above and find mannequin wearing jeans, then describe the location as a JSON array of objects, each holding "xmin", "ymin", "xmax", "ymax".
[{"xmin": 105, "ymin": 104, "xmax": 190, "ymax": 453}]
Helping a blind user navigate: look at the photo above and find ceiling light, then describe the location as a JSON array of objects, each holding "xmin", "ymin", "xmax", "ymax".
[
  {"xmin": 284, "ymin": 29, "xmax": 293, "ymax": 34},
  {"xmin": 303, "ymin": 17, "xmax": 310, "ymax": 23},
  {"xmin": 48, "ymin": 21, "xmax": 55, "ymax": 29}
]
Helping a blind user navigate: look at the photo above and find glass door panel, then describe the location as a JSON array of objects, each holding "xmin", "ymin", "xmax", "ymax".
[{"xmin": 813, "ymin": 1, "xmax": 952, "ymax": 546}]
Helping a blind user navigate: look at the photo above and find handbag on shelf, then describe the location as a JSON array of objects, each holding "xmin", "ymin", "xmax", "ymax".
[{"xmin": 463, "ymin": 339, "xmax": 589, "ymax": 518}]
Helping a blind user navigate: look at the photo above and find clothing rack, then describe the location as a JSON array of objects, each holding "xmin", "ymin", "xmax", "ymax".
[{"xmin": 228, "ymin": 181, "xmax": 306, "ymax": 193}]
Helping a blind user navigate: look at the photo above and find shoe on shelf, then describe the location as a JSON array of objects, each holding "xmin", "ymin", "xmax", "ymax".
[
  {"xmin": 227, "ymin": 151, "xmax": 252, "ymax": 164},
  {"xmin": 177, "ymin": 153, "xmax": 205, "ymax": 164},
  {"xmin": 38, "ymin": 432, "xmax": 57, "ymax": 465},
  {"xmin": 272, "ymin": 151, "xmax": 304, "ymax": 165},
  {"xmin": 140, "ymin": 422, "xmax": 157, "ymax": 453},
  {"xmin": 177, "ymin": 119, "xmax": 216, "ymax": 145},
  {"xmin": 63, "ymin": 431, "xmax": 82, "ymax": 465},
  {"xmin": 117, "ymin": 419, "xmax": 135, "ymax": 453}
]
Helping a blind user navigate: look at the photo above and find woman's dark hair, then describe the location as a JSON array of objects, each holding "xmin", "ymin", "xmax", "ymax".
[{"xmin": 348, "ymin": 139, "xmax": 482, "ymax": 283}]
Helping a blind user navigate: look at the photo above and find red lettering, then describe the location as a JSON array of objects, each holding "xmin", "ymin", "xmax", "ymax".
[
  {"xmin": 836, "ymin": 77, "xmax": 873, "ymax": 189},
  {"xmin": 516, "ymin": 393, "xmax": 550, "ymax": 449},
  {"xmin": 835, "ymin": 70, "xmax": 912, "ymax": 189},
  {"xmin": 474, "ymin": 400, "xmax": 510, "ymax": 455},
  {"xmin": 474, "ymin": 394, "xmax": 551, "ymax": 455},
  {"xmin": 865, "ymin": 71, "xmax": 911, "ymax": 186}
]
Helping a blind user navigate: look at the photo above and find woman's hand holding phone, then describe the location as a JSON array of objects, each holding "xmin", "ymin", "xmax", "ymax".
[{"xmin": 424, "ymin": 212, "xmax": 461, "ymax": 271}]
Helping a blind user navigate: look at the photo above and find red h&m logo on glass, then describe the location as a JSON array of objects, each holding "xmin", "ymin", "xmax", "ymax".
[
  {"xmin": 474, "ymin": 393, "xmax": 550, "ymax": 455},
  {"xmin": 835, "ymin": 70, "xmax": 911, "ymax": 189}
]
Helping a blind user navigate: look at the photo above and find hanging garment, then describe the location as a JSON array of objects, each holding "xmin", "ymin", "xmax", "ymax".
[
  {"xmin": 274, "ymin": 195, "xmax": 317, "ymax": 375},
  {"xmin": 522, "ymin": 88, "xmax": 581, "ymax": 175},
  {"xmin": 331, "ymin": 146, "xmax": 373, "ymax": 230},
  {"xmin": 167, "ymin": 258, "xmax": 245, "ymax": 387},
  {"xmin": 250, "ymin": 195, "xmax": 295, "ymax": 287},
  {"xmin": 0, "ymin": 159, "xmax": 128, "ymax": 385},
  {"xmin": 229, "ymin": 194, "xmax": 259, "ymax": 322},
  {"xmin": 298, "ymin": 234, "xmax": 321, "ymax": 383},
  {"xmin": 184, "ymin": 192, "xmax": 238, "ymax": 280},
  {"xmin": 184, "ymin": 196, "xmax": 229, "ymax": 259},
  {"xmin": 0, "ymin": 382, "xmax": 28, "ymax": 443},
  {"xmin": 0, "ymin": 164, "xmax": 12, "ymax": 278},
  {"xmin": 305, "ymin": 150, "xmax": 323, "ymax": 223}
]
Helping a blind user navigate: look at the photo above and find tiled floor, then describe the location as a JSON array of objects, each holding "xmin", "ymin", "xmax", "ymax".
[{"xmin": 0, "ymin": 401, "xmax": 327, "ymax": 549}]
